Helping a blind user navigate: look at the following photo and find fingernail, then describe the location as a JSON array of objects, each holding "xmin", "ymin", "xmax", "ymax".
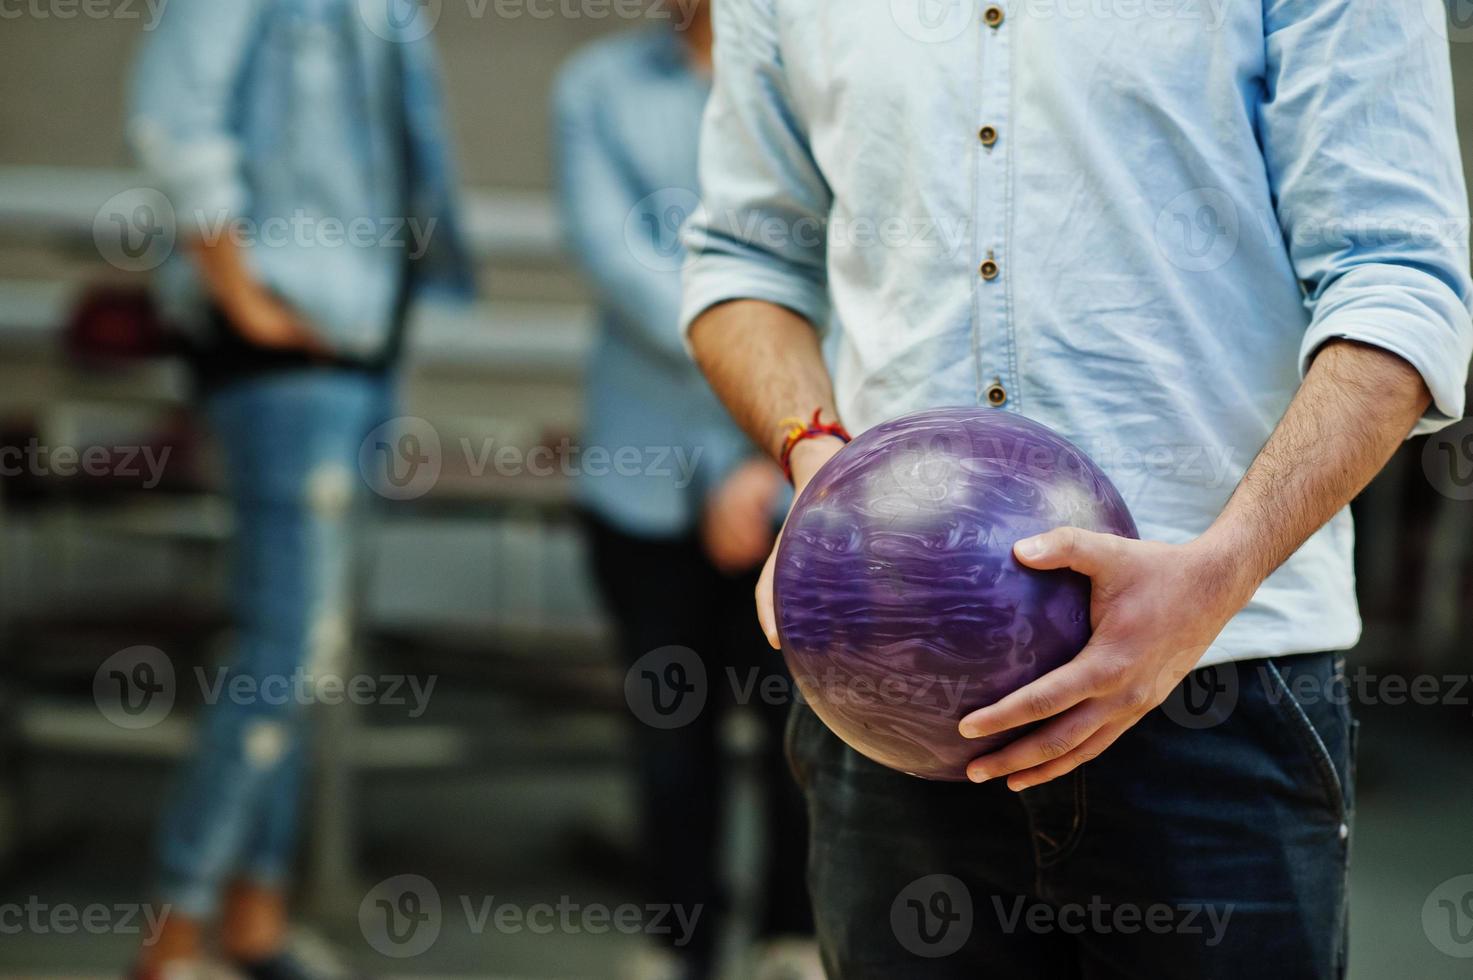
[
  {"xmin": 968, "ymin": 769, "xmax": 990, "ymax": 784},
  {"xmin": 1016, "ymin": 536, "xmax": 1045, "ymax": 560}
]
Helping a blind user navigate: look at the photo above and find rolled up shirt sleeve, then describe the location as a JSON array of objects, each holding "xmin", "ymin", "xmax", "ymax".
[
  {"xmin": 1260, "ymin": 0, "xmax": 1473, "ymax": 434},
  {"xmin": 679, "ymin": 0, "xmax": 833, "ymax": 342},
  {"xmin": 127, "ymin": 0, "xmax": 265, "ymax": 227}
]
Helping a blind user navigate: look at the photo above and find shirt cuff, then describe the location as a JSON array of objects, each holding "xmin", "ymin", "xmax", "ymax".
[
  {"xmin": 129, "ymin": 119, "xmax": 249, "ymax": 228},
  {"xmin": 1298, "ymin": 263, "xmax": 1473, "ymax": 437},
  {"xmin": 679, "ymin": 252, "xmax": 831, "ymax": 356}
]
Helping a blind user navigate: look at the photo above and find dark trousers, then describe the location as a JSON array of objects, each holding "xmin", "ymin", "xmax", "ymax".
[
  {"xmin": 787, "ymin": 652, "xmax": 1356, "ymax": 979},
  {"xmin": 587, "ymin": 515, "xmax": 813, "ymax": 969}
]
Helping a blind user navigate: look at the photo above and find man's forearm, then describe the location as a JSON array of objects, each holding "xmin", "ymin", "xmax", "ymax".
[
  {"xmin": 688, "ymin": 299, "xmax": 840, "ymax": 460},
  {"xmin": 188, "ymin": 236, "xmax": 259, "ymax": 314},
  {"xmin": 1201, "ymin": 338, "xmax": 1431, "ymax": 594},
  {"xmin": 692, "ymin": 298, "xmax": 845, "ymax": 647}
]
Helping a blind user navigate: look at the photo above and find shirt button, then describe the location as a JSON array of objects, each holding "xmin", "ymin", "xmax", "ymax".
[
  {"xmin": 983, "ymin": 5, "xmax": 1005, "ymax": 28},
  {"xmin": 986, "ymin": 382, "xmax": 1008, "ymax": 407},
  {"xmin": 978, "ymin": 125, "xmax": 998, "ymax": 147},
  {"xmin": 979, "ymin": 257, "xmax": 1000, "ymax": 281}
]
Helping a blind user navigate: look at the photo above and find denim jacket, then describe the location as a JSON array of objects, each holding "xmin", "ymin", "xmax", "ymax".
[{"xmin": 129, "ymin": 0, "xmax": 474, "ymax": 356}]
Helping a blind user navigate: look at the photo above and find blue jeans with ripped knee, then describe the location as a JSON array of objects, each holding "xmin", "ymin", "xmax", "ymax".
[{"xmin": 154, "ymin": 368, "xmax": 393, "ymax": 918}]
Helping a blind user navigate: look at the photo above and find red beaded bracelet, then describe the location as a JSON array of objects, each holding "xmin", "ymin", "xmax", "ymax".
[{"xmin": 778, "ymin": 409, "xmax": 852, "ymax": 483}]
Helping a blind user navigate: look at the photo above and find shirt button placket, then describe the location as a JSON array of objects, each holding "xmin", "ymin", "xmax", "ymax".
[{"xmin": 977, "ymin": 3, "xmax": 1013, "ymax": 409}]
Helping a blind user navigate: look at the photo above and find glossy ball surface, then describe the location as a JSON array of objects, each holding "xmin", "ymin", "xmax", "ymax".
[{"xmin": 775, "ymin": 407, "xmax": 1138, "ymax": 780}]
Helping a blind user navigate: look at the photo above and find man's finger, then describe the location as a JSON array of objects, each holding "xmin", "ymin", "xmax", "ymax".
[
  {"xmin": 1004, "ymin": 719, "xmax": 1131, "ymax": 792},
  {"xmin": 957, "ymin": 655, "xmax": 1105, "ymax": 738},
  {"xmin": 755, "ymin": 550, "xmax": 780, "ymax": 649},
  {"xmin": 1012, "ymin": 526, "xmax": 1121, "ymax": 576},
  {"xmin": 963, "ymin": 701, "xmax": 1111, "ymax": 783}
]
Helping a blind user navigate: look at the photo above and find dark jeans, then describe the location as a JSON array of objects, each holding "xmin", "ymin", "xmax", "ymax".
[
  {"xmin": 586, "ymin": 514, "xmax": 813, "ymax": 971},
  {"xmin": 787, "ymin": 652, "xmax": 1357, "ymax": 979}
]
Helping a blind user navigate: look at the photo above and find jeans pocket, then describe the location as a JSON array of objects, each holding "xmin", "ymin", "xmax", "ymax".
[{"xmin": 1260, "ymin": 657, "xmax": 1351, "ymax": 821}]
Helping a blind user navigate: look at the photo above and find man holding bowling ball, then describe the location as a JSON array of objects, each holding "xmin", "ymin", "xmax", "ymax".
[{"xmin": 680, "ymin": 2, "xmax": 1472, "ymax": 977}]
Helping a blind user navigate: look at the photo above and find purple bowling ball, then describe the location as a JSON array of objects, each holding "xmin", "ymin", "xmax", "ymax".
[{"xmin": 774, "ymin": 407, "xmax": 1138, "ymax": 780}]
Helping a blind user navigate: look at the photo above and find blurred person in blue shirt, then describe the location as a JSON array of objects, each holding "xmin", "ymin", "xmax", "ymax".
[
  {"xmin": 127, "ymin": 1, "xmax": 472, "ymax": 976},
  {"xmin": 553, "ymin": 3, "xmax": 814, "ymax": 977}
]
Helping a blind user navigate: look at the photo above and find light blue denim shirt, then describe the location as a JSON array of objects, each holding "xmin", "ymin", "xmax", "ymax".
[
  {"xmin": 682, "ymin": 0, "xmax": 1473, "ymax": 666},
  {"xmin": 129, "ymin": 0, "xmax": 474, "ymax": 356},
  {"xmin": 555, "ymin": 28, "xmax": 766, "ymax": 536}
]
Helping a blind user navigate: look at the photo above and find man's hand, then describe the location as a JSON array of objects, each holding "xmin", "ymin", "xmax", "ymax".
[
  {"xmin": 221, "ymin": 285, "xmax": 327, "ymax": 354},
  {"xmin": 957, "ymin": 340, "xmax": 1429, "ymax": 791},
  {"xmin": 754, "ymin": 435, "xmax": 847, "ymax": 648},
  {"xmin": 188, "ymin": 236, "xmax": 327, "ymax": 354},
  {"xmin": 701, "ymin": 458, "xmax": 785, "ymax": 575},
  {"xmin": 957, "ymin": 528, "xmax": 1256, "ymax": 790}
]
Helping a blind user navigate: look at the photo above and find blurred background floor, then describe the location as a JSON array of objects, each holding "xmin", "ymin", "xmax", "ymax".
[{"xmin": 0, "ymin": 691, "xmax": 1469, "ymax": 978}]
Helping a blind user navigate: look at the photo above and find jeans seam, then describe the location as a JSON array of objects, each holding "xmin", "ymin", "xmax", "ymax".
[
  {"xmin": 784, "ymin": 704, "xmax": 809, "ymax": 789},
  {"xmin": 1020, "ymin": 794, "xmax": 1047, "ymax": 897},
  {"xmin": 1037, "ymin": 772, "xmax": 1088, "ymax": 869},
  {"xmin": 1262, "ymin": 659, "xmax": 1346, "ymax": 819}
]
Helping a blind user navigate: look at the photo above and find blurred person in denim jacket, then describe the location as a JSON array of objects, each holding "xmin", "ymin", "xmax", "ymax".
[
  {"xmin": 553, "ymin": 3, "xmax": 814, "ymax": 977},
  {"xmin": 127, "ymin": 1, "xmax": 472, "ymax": 976}
]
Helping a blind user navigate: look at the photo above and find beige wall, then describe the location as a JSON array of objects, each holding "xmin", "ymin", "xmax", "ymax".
[
  {"xmin": 0, "ymin": 3, "xmax": 635, "ymax": 187},
  {"xmin": 2, "ymin": 7, "xmax": 1473, "ymax": 213}
]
